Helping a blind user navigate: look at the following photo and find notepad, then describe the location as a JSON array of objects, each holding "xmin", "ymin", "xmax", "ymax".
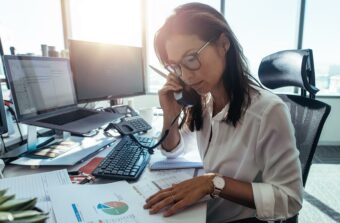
[
  {"xmin": 149, "ymin": 150, "xmax": 203, "ymax": 170},
  {"xmin": 150, "ymin": 158, "xmax": 203, "ymax": 170}
]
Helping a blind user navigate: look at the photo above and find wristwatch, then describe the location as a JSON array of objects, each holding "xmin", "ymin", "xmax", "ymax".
[{"xmin": 210, "ymin": 174, "xmax": 226, "ymax": 199}]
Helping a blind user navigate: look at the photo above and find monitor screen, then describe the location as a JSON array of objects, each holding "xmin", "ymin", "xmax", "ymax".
[
  {"xmin": 3, "ymin": 55, "xmax": 77, "ymax": 121},
  {"xmin": 69, "ymin": 40, "xmax": 145, "ymax": 103}
]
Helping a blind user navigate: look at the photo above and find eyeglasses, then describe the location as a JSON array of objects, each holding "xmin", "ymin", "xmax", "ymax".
[{"xmin": 165, "ymin": 40, "xmax": 211, "ymax": 77}]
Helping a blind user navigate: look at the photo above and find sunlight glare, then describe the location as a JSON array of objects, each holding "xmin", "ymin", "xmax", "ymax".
[{"xmin": 70, "ymin": 0, "xmax": 142, "ymax": 46}]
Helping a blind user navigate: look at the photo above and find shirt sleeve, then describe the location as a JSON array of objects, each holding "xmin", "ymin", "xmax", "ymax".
[
  {"xmin": 159, "ymin": 125, "xmax": 195, "ymax": 159},
  {"xmin": 252, "ymin": 101, "xmax": 303, "ymax": 221}
]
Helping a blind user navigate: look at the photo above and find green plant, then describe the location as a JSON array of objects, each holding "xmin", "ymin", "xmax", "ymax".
[{"xmin": 0, "ymin": 189, "xmax": 48, "ymax": 223}]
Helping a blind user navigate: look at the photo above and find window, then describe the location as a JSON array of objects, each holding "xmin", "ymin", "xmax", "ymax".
[
  {"xmin": 303, "ymin": 0, "xmax": 340, "ymax": 95},
  {"xmin": 0, "ymin": 0, "xmax": 64, "ymax": 78},
  {"xmin": 2, "ymin": 1, "xmax": 339, "ymax": 96},
  {"xmin": 146, "ymin": 0, "xmax": 221, "ymax": 92},
  {"xmin": 67, "ymin": 0, "xmax": 220, "ymax": 93},
  {"xmin": 69, "ymin": 0, "xmax": 142, "ymax": 47},
  {"xmin": 225, "ymin": 0, "xmax": 300, "ymax": 78},
  {"xmin": 0, "ymin": 0, "xmax": 64, "ymax": 56}
]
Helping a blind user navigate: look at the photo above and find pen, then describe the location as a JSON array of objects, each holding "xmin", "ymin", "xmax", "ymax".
[
  {"xmin": 149, "ymin": 65, "xmax": 168, "ymax": 79},
  {"xmin": 79, "ymin": 175, "xmax": 95, "ymax": 184},
  {"xmin": 68, "ymin": 170, "xmax": 80, "ymax": 175}
]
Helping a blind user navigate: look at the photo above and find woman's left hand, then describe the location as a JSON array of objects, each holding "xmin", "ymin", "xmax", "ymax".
[{"xmin": 143, "ymin": 174, "xmax": 214, "ymax": 217}]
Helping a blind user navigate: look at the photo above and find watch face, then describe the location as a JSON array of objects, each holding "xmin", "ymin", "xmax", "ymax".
[{"xmin": 213, "ymin": 176, "xmax": 225, "ymax": 189}]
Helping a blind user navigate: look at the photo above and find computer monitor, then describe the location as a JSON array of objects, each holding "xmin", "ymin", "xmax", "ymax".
[
  {"xmin": 3, "ymin": 55, "xmax": 77, "ymax": 121},
  {"xmin": 3, "ymin": 55, "xmax": 121, "ymax": 135},
  {"xmin": 69, "ymin": 40, "xmax": 145, "ymax": 103}
]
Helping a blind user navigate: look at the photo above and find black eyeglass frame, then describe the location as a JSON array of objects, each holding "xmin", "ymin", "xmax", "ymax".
[{"xmin": 164, "ymin": 40, "xmax": 211, "ymax": 77}]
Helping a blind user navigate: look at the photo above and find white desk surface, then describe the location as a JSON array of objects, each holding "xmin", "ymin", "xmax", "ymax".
[{"xmin": 1, "ymin": 108, "xmax": 207, "ymax": 223}]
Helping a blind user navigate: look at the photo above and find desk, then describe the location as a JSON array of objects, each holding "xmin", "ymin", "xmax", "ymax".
[{"xmin": 1, "ymin": 107, "xmax": 207, "ymax": 223}]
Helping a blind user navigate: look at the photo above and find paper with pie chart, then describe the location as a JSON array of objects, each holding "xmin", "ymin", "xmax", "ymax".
[
  {"xmin": 97, "ymin": 201, "xmax": 129, "ymax": 215},
  {"xmin": 49, "ymin": 181, "xmax": 156, "ymax": 223},
  {"xmin": 49, "ymin": 177, "xmax": 206, "ymax": 223}
]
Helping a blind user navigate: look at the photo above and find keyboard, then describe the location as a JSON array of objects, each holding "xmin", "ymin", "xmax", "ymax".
[
  {"xmin": 92, "ymin": 135, "xmax": 156, "ymax": 181},
  {"xmin": 38, "ymin": 109, "xmax": 97, "ymax": 125}
]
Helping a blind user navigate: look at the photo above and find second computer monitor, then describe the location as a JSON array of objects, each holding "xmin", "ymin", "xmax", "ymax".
[{"xmin": 69, "ymin": 40, "xmax": 145, "ymax": 103}]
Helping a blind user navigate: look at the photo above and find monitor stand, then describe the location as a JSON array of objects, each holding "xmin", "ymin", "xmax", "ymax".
[
  {"xmin": 0, "ymin": 126, "xmax": 56, "ymax": 159},
  {"xmin": 27, "ymin": 126, "xmax": 59, "ymax": 152},
  {"xmin": 110, "ymin": 98, "xmax": 123, "ymax": 106}
]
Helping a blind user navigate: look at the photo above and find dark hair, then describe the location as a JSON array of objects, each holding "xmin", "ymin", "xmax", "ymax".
[{"xmin": 154, "ymin": 3, "xmax": 257, "ymax": 129}]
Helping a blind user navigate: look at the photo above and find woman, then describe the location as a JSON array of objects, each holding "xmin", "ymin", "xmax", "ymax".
[{"xmin": 144, "ymin": 3, "xmax": 303, "ymax": 222}]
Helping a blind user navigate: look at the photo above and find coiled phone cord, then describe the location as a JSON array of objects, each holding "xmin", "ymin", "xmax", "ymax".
[{"xmin": 129, "ymin": 106, "xmax": 184, "ymax": 154}]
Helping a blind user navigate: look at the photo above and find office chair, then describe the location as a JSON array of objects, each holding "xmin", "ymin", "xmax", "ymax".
[{"xmin": 258, "ymin": 49, "xmax": 331, "ymax": 223}]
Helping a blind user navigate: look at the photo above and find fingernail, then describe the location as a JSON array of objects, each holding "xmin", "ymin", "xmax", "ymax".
[{"xmin": 164, "ymin": 212, "xmax": 170, "ymax": 217}]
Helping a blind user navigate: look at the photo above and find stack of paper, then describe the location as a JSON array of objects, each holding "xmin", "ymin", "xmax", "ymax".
[{"xmin": 0, "ymin": 169, "xmax": 72, "ymax": 223}]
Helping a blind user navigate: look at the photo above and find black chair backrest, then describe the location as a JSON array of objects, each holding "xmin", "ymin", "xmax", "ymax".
[
  {"xmin": 258, "ymin": 49, "xmax": 319, "ymax": 98},
  {"xmin": 259, "ymin": 49, "xmax": 332, "ymax": 223},
  {"xmin": 278, "ymin": 94, "xmax": 330, "ymax": 186},
  {"xmin": 258, "ymin": 49, "xmax": 331, "ymax": 185}
]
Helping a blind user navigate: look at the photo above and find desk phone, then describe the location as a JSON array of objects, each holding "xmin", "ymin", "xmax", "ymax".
[
  {"xmin": 104, "ymin": 105, "xmax": 139, "ymax": 117},
  {"xmin": 112, "ymin": 116, "xmax": 152, "ymax": 135},
  {"xmin": 104, "ymin": 105, "xmax": 152, "ymax": 135}
]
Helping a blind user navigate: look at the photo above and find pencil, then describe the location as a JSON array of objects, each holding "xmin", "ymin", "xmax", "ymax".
[{"xmin": 149, "ymin": 65, "xmax": 168, "ymax": 79}]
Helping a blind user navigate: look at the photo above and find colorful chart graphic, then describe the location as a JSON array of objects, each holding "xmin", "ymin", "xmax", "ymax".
[{"xmin": 97, "ymin": 201, "xmax": 129, "ymax": 215}]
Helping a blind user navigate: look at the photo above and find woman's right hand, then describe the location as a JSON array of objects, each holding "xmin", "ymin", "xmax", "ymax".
[{"xmin": 158, "ymin": 73, "xmax": 183, "ymax": 118}]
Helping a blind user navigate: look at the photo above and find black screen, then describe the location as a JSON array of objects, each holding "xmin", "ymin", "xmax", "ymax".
[{"xmin": 69, "ymin": 40, "xmax": 145, "ymax": 103}]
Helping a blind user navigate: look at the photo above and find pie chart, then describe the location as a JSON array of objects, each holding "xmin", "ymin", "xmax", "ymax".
[{"xmin": 97, "ymin": 201, "xmax": 129, "ymax": 215}]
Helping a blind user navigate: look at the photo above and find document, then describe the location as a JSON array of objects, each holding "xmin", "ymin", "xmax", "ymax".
[
  {"xmin": 49, "ymin": 180, "xmax": 206, "ymax": 223},
  {"xmin": 132, "ymin": 171, "xmax": 193, "ymax": 199},
  {"xmin": 131, "ymin": 171, "xmax": 206, "ymax": 223},
  {"xmin": 50, "ymin": 181, "xmax": 158, "ymax": 223},
  {"xmin": 142, "ymin": 168, "xmax": 195, "ymax": 184},
  {"xmin": 0, "ymin": 169, "xmax": 71, "ymax": 223}
]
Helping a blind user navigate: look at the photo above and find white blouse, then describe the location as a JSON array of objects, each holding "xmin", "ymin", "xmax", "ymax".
[{"xmin": 161, "ymin": 86, "xmax": 303, "ymax": 223}]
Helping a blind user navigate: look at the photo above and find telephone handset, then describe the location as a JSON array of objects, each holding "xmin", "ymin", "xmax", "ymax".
[
  {"xmin": 174, "ymin": 77, "xmax": 200, "ymax": 107},
  {"xmin": 149, "ymin": 65, "xmax": 200, "ymax": 107}
]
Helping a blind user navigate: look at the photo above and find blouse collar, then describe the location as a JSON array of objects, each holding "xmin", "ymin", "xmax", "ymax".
[{"xmin": 206, "ymin": 93, "xmax": 229, "ymax": 122}]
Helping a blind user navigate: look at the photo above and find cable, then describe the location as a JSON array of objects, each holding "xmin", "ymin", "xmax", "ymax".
[
  {"xmin": 15, "ymin": 119, "xmax": 24, "ymax": 144},
  {"xmin": 129, "ymin": 107, "xmax": 184, "ymax": 154},
  {"xmin": 4, "ymin": 103, "xmax": 24, "ymax": 145},
  {"xmin": 0, "ymin": 135, "xmax": 7, "ymax": 153}
]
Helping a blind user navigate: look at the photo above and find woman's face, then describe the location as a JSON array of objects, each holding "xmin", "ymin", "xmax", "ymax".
[{"xmin": 165, "ymin": 34, "xmax": 229, "ymax": 95}]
